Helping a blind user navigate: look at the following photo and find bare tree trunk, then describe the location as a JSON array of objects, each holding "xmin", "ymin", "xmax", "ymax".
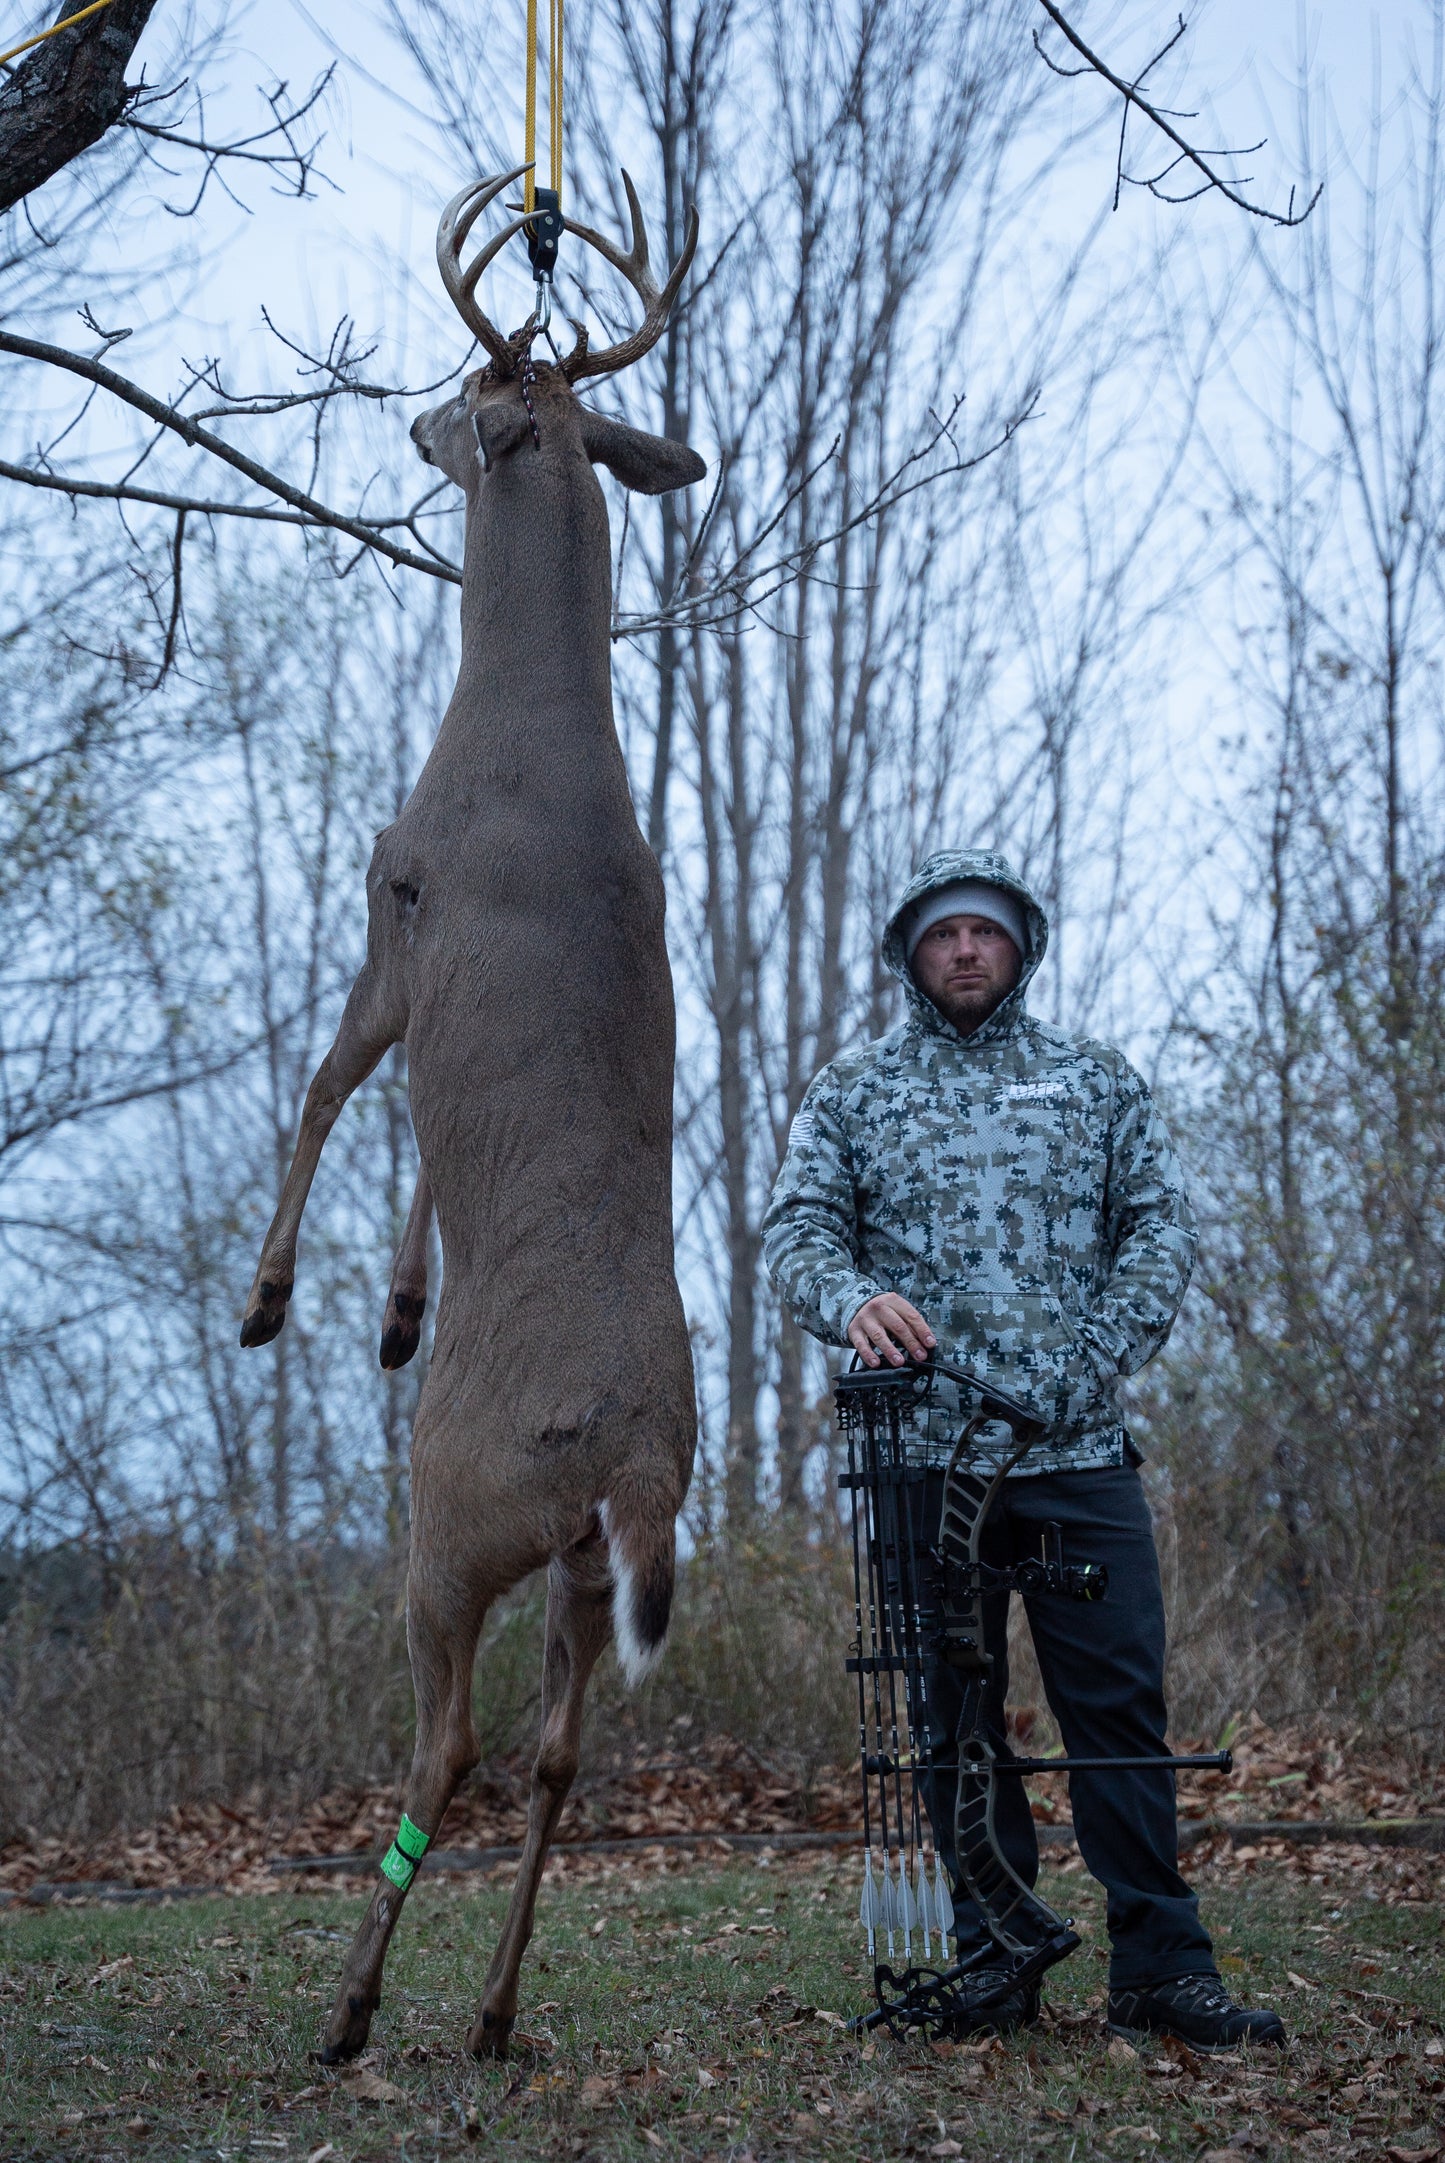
[{"xmin": 0, "ymin": 0, "xmax": 157, "ymax": 215}]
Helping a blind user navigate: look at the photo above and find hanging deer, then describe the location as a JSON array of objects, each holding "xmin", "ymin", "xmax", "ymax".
[{"xmin": 239, "ymin": 168, "xmax": 704, "ymax": 2062}]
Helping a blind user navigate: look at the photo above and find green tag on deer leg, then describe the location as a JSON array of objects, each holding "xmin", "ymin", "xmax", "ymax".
[{"xmin": 380, "ymin": 1812, "xmax": 430, "ymax": 1891}]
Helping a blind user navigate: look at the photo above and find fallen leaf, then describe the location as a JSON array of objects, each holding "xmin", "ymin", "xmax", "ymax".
[
  {"xmin": 580, "ymin": 2075, "xmax": 619, "ymax": 2106},
  {"xmin": 340, "ymin": 2066, "xmax": 403, "ymax": 2104},
  {"xmin": 931, "ymin": 2143, "xmax": 964, "ymax": 2157},
  {"xmin": 1386, "ymin": 2149, "xmax": 1442, "ymax": 2163},
  {"xmin": 696, "ymin": 2067, "xmax": 718, "ymax": 2088},
  {"xmin": 1160, "ymin": 2033, "xmax": 1203, "ymax": 2076},
  {"xmin": 1108, "ymin": 2036, "xmax": 1139, "ymax": 2065},
  {"xmin": 590, "ymin": 1916, "xmax": 607, "ymax": 1936},
  {"xmin": 1286, "ymin": 1971, "xmax": 1318, "ymax": 1990},
  {"xmin": 512, "ymin": 2030, "xmax": 555, "ymax": 2054},
  {"xmin": 305, "ymin": 2148, "xmax": 335, "ymax": 2163},
  {"xmin": 125, "ymin": 2119, "xmax": 149, "ymax": 2135},
  {"xmin": 642, "ymin": 2133, "xmax": 664, "ymax": 2151},
  {"xmin": 1104, "ymin": 2130, "xmax": 1160, "ymax": 2148}
]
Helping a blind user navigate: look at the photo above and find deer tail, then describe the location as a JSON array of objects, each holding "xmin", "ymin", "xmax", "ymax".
[{"xmin": 598, "ymin": 1493, "xmax": 677, "ymax": 1689}]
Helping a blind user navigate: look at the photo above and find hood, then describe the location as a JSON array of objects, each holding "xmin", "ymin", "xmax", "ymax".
[{"xmin": 881, "ymin": 848, "xmax": 1049, "ymax": 1046}]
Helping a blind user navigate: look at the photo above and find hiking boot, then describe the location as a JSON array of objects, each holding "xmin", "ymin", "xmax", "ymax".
[
  {"xmin": 948, "ymin": 1964, "xmax": 1041, "ymax": 2037},
  {"xmin": 1108, "ymin": 1974, "xmax": 1286, "ymax": 2052}
]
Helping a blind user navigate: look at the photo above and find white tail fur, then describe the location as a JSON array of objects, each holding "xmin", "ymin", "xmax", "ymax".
[{"xmin": 599, "ymin": 1499, "xmax": 674, "ymax": 1688}]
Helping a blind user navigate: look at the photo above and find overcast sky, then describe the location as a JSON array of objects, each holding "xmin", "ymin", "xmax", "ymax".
[{"xmin": 103, "ymin": 0, "xmax": 1421, "ymax": 396}]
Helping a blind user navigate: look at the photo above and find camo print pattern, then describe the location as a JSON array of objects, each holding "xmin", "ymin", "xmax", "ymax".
[{"xmin": 762, "ymin": 850, "xmax": 1198, "ymax": 1476}]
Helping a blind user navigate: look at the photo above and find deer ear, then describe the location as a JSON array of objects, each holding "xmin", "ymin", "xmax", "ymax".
[
  {"xmin": 578, "ymin": 406, "xmax": 707, "ymax": 495},
  {"xmin": 472, "ymin": 394, "xmax": 534, "ymax": 472}
]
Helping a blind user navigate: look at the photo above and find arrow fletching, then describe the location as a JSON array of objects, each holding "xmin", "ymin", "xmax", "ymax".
[
  {"xmin": 859, "ymin": 1849, "xmax": 882, "ymax": 1954},
  {"xmin": 913, "ymin": 1852, "xmax": 934, "ymax": 1956},
  {"xmin": 933, "ymin": 1857, "xmax": 955, "ymax": 1934}
]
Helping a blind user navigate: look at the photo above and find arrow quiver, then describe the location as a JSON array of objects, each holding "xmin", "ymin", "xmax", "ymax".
[{"xmin": 834, "ymin": 1354, "xmax": 1228, "ymax": 2039}]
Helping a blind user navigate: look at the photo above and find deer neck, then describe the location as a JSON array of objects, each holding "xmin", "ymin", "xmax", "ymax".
[{"xmin": 453, "ymin": 452, "xmax": 616, "ymax": 745}]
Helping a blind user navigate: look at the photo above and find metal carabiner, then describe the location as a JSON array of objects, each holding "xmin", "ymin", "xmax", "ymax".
[{"xmin": 532, "ymin": 273, "xmax": 563, "ymax": 362}]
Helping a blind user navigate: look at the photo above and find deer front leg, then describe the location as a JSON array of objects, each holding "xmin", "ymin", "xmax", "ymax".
[
  {"xmin": 380, "ymin": 1164, "xmax": 433, "ymax": 1369},
  {"xmin": 241, "ymin": 965, "xmax": 397, "ymax": 1347},
  {"xmin": 467, "ymin": 1531, "xmax": 613, "ymax": 2058}
]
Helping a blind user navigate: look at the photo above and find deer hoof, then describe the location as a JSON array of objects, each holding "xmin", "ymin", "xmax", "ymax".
[
  {"xmin": 378, "ymin": 1292, "xmax": 425, "ymax": 1370},
  {"xmin": 466, "ymin": 2007, "xmax": 514, "ymax": 2059},
  {"xmin": 240, "ymin": 1278, "xmax": 292, "ymax": 1348},
  {"xmin": 318, "ymin": 1990, "xmax": 377, "ymax": 2064}
]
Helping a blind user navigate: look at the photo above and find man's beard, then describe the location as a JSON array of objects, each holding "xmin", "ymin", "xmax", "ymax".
[{"xmin": 935, "ymin": 978, "xmax": 1011, "ymax": 1035}]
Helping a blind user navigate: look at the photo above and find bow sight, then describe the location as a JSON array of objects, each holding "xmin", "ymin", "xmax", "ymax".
[{"xmin": 834, "ymin": 1354, "xmax": 1230, "ymax": 2039}]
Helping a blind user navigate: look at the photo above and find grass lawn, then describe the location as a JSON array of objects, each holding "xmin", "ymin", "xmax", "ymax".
[{"xmin": 1, "ymin": 1850, "xmax": 1441, "ymax": 2161}]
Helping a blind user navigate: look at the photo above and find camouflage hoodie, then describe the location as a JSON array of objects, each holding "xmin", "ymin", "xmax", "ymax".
[{"xmin": 761, "ymin": 850, "xmax": 1198, "ymax": 1473}]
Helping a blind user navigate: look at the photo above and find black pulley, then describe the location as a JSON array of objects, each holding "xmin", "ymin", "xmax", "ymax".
[{"xmin": 526, "ymin": 186, "xmax": 563, "ymax": 279}]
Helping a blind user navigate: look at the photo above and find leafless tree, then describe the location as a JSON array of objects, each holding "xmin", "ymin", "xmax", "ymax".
[{"xmin": 1151, "ymin": 4, "xmax": 1445, "ymax": 1735}]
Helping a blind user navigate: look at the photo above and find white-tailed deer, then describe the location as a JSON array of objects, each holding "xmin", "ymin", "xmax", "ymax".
[{"xmin": 239, "ymin": 168, "xmax": 704, "ymax": 2062}]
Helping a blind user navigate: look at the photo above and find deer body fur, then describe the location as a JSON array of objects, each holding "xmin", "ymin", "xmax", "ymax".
[{"xmin": 238, "ymin": 175, "xmax": 705, "ymax": 2062}]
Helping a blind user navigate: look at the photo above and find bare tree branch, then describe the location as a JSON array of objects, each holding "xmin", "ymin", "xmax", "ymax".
[
  {"xmin": 120, "ymin": 69, "xmax": 336, "ymax": 218},
  {"xmin": 0, "ymin": 331, "xmax": 462, "ymax": 582},
  {"xmin": 1033, "ymin": 1, "xmax": 1321, "ymax": 228},
  {"xmin": 613, "ymin": 392, "xmax": 1039, "ymax": 640}
]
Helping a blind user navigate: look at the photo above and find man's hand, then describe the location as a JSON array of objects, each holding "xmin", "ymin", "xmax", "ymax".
[{"xmin": 847, "ymin": 1292, "xmax": 937, "ymax": 1369}]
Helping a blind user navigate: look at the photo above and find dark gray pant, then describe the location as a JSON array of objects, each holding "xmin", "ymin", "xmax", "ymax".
[{"xmin": 917, "ymin": 1465, "xmax": 1215, "ymax": 1990}]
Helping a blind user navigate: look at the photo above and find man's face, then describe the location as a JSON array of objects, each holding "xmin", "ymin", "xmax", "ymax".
[{"xmin": 911, "ymin": 913, "xmax": 1023, "ymax": 1035}]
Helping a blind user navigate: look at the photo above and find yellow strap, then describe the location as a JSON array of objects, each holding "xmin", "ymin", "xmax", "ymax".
[
  {"xmin": 0, "ymin": 0, "xmax": 119, "ymax": 73},
  {"xmin": 523, "ymin": 0, "xmax": 538, "ymax": 211},
  {"xmin": 521, "ymin": 0, "xmax": 562, "ymax": 213},
  {"xmin": 549, "ymin": 0, "xmax": 563, "ymax": 197}
]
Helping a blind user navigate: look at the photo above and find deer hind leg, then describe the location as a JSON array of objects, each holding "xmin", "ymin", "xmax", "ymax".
[
  {"xmin": 379, "ymin": 1165, "xmax": 433, "ymax": 1370},
  {"xmin": 241, "ymin": 963, "xmax": 398, "ymax": 1347},
  {"xmin": 320, "ymin": 1565, "xmax": 487, "ymax": 2064},
  {"xmin": 467, "ymin": 1526, "xmax": 614, "ymax": 2059}
]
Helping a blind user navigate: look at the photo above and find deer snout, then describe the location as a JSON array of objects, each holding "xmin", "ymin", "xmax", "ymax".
[
  {"xmin": 410, "ymin": 394, "xmax": 485, "ymax": 488},
  {"xmin": 410, "ymin": 410, "xmax": 439, "ymax": 466}
]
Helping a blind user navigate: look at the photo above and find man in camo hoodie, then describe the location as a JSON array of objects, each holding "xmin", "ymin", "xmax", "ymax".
[{"xmin": 763, "ymin": 849, "xmax": 1283, "ymax": 2051}]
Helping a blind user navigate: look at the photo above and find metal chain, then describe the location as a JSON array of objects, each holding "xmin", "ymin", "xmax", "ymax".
[{"xmin": 519, "ymin": 351, "xmax": 542, "ymax": 450}]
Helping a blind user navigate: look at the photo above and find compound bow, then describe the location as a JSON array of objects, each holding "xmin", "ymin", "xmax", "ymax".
[{"xmin": 834, "ymin": 1354, "xmax": 1229, "ymax": 2039}]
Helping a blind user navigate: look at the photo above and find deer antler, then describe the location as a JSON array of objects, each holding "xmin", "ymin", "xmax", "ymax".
[
  {"xmin": 436, "ymin": 168, "xmax": 536, "ymax": 375},
  {"xmin": 561, "ymin": 170, "xmax": 699, "ymax": 382}
]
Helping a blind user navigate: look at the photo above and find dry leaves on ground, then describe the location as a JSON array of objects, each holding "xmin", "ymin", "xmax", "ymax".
[{"xmin": 2, "ymin": 1717, "xmax": 1441, "ymax": 1897}]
